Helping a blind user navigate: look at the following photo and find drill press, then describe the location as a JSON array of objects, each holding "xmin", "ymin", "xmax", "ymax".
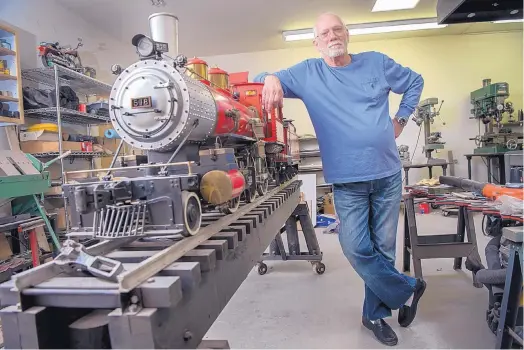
[
  {"xmin": 469, "ymin": 79, "xmax": 523, "ymax": 154},
  {"xmin": 412, "ymin": 97, "xmax": 447, "ymax": 165},
  {"xmin": 397, "ymin": 144, "xmax": 411, "ymax": 165}
]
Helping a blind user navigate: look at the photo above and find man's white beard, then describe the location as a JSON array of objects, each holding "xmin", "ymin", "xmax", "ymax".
[
  {"xmin": 326, "ymin": 47, "xmax": 345, "ymax": 58},
  {"xmin": 322, "ymin": 42, "xmax": 347, "ymax": 58}
]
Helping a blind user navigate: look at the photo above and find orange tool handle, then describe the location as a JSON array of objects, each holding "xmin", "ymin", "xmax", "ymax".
[{"xmin": 482, "ymin": 184, "xmax": 524, "ymax": 200}]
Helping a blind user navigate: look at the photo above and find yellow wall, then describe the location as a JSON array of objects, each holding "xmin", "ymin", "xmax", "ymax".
[{"xmin": 203, "ymin": 31, "xmax": 523, "ymax": 182}]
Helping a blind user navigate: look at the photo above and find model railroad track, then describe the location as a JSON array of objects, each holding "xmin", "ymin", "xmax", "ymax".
[{"xmin": 0, "ymin": 178, "xmax": 302, "ymax": 349}]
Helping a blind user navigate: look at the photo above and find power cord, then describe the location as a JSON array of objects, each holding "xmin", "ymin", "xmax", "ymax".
[
  {"xmin": 481, "ymin": 158, "xmax": 500, "ymax": 184},
  {"xmin": 401, "ymin": 124, "xmax": 422, "ymax": 185}
]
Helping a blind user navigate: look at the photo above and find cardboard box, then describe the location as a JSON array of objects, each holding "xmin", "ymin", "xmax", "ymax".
[
  {"xmin": 44, "ymin": 186, "xmax": 62, "ymax": 196},
  {"xmin": 55, "ymin": 207, "xmax": 67, "ymax": 230},
  {"xmin": 323, "ymin": 193, "xmax": 335, "ymax": 215},
  {"xmin": 20, "ymin": 141, "xmax": 83, "ymax": 153}
]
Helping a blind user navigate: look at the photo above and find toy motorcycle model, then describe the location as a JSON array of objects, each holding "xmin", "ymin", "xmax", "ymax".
[{"xmin": 38, "ymin": 38, "xmax": 96, "ymax": 78}]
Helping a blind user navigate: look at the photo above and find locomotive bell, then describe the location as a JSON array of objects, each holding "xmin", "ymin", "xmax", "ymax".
[
  {"xmin": 186, "ymin": 57, "xmax": 208, "ymax": 80},
  {"xmin": 209, "ymin": 66, "xmax": 229, "ymax": 90}
]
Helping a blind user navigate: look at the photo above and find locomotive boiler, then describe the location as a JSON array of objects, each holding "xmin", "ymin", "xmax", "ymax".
[{"xmin": 61, "ymin": 12, "xmax": 299, "ymax": 239}]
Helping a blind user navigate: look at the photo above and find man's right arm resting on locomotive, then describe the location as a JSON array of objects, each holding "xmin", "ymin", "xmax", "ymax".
[{"xmin": 253, "ymin": 61, "xmax": 308, "ymax": 110}]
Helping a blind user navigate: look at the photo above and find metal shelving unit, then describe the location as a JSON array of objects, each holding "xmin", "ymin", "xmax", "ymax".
[
  {"xmin": 32, "ymin": 151, "xmax": 105, "ymax": 159},
  {"xmin": 300, "ymin": 150, "xmax": 321, "ymax": 158},
  {"xmin": 21, "ymin": 65, "xmax": 112, "ymax": 231},
  {"xmin": 298, "ymin": 136, "xmax": 327, "ymax": 187},
  {"xmin": 22, "ymin": 65, "xmax": 112, "ymax": 96},
  {"xmin": 25, "ymin": 107, "xmax": 109, "ymax": 124}
]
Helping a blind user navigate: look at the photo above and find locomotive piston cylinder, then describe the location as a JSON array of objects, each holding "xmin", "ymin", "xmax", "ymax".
[{"xmin": 200, "ymin": 169, "xmax": 245, "ymax": 205}]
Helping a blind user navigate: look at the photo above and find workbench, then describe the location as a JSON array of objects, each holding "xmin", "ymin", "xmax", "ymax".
[{"xmin": 403, "ymin": 185, "xmax": 523, "ymax": 289}]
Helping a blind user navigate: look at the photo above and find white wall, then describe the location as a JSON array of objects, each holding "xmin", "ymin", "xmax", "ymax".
[
  {"xmin": 0, "ymin": 0, "xmax": 135, "ymax": 84},
  {"xmin": 202, "ymin": 31, "xmax": 523, "ymax": 183}
]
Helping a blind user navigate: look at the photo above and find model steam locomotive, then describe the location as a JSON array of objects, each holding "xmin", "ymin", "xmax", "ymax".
[{"xmin": 62, "ymin": 13, "xmax": 300, "ymax": 239}]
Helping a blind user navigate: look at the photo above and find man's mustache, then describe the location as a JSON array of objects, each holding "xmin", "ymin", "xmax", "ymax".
[{"xmin": 328, "ymin": 41, "xmax": 343, "ymax": 48}]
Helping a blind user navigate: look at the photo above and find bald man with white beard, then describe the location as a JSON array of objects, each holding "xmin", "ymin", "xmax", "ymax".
[{"xmin": 254, "ymin": 13, "xmax": 426, "ymax": 346}]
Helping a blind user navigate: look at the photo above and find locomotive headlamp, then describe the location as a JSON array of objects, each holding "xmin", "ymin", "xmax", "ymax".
[{"xmin": 132, "ymin": 34, "xmax": 155, "ymax": 57}]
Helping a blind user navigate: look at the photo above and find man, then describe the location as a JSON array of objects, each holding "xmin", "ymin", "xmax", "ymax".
[{"xmin": 254, "ymin": 12, "xmax": 427, "ymax": 346}]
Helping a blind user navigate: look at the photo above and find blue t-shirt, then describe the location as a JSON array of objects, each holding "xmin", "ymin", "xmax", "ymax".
[{"xmin": 254, "ymin": 51, "xmax": 424, "ymax": 184}]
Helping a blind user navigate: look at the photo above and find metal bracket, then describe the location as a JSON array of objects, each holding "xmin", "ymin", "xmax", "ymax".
[
  {"xmin": 54, "ymin": 239, "xmax": 124, "ymax": 281},
  {"xmin": 154, "ymin": 81, "xmax": 174, "ymax": 89}
]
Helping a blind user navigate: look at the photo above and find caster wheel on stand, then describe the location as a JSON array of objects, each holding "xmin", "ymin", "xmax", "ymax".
[
  {"xmin": 313, "ymin": 262, "xmax": 326, "ymax": 275},
  {"xmin": 257, "ymin": 262, "xmax": 268, "ymax": 275}
]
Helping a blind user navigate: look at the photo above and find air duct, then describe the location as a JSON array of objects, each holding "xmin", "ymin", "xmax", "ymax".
[{"xmin": 437, "ymin": 0, "xmax": 523, "ymax": 24}]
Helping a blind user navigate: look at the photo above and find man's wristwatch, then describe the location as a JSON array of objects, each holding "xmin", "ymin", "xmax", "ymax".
[{"xmin": 395, "ymin": 116, "xmax": 408, "ymax": 127}]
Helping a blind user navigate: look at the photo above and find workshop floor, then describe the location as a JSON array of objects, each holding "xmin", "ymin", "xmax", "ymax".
[{"xmin": 205, "ymin": 211, "xmax": 496, "ymax": 348}]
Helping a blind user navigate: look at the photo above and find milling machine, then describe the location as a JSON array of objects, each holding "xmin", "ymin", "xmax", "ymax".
[
  {"xmin": 469, "ymin": 79, "xmax": 523, "ymax": 154},
  {"xmin": 412, "ymin": 97, "xmax": 447, "ymax": 165}
]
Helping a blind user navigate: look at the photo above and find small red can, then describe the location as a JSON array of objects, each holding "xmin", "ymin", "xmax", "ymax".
[
  {"xmin": 78, "ymin": 104, "xmax": 87, "ymax": 113},
  {"xmin": 418, "ymin": 202, "xmax": 430, "ymax": 214},
  {"xmin": 81, "ymin": 141, "xmax": 93, "ymax": 152}
]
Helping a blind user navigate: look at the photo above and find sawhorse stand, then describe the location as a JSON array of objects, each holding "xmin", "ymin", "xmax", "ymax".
[
  {"xmin": 402, "ymin": 194, "xmax": 482, "ymax": 287},
  {"xmin": 257, "ymin": 202, "xmax": 325, "ymax": 275}
]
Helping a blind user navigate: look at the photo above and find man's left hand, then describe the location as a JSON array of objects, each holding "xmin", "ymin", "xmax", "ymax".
[{"xmin": 392, "ymin": 118, "xmax": 405, "ymax": 139}]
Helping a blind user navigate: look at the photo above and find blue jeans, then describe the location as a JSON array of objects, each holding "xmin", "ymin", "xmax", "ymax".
[{"xmin": 333, "ymin": 170, "xmax": 416, "ymax": 320}]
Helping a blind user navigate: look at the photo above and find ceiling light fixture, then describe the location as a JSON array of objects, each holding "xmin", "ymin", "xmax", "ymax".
[
  {"xmin": 282, "ymin": 18, "xmax": 447, "ymax": 42},
  {"xmin": 372, "ymin": 0, "xmax": 420, "ymax": 12},
  {"xmin": 492, "ymin": 19, "xmax": 524, "ymax": 23}
]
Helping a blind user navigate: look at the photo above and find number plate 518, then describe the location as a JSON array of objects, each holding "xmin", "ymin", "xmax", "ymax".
[{"xmin": 131, "ymin": 96, "xmax": 152, "ymax": 109}]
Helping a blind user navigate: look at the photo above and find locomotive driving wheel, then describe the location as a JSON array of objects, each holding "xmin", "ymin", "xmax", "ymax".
[
  {"xmin": 222, "ymin": 195, "xmax": 241, "ymax": 214},
  {"xmin": 181, "ymin": 191, "xmax": 202, "ymax": 237}
]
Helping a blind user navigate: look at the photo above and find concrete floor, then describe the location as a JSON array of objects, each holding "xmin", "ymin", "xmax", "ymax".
[{"xmin": 204, "ymin": 210, "xmax": 497, "ymax": 348}]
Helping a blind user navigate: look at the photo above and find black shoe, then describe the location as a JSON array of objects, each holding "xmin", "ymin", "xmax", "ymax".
[
  {"xmin": 398, "ymin": 278, "xmax": 427, "ymax": 327},
  {"xmin": 362, "ymin": 317, "xmax": 398, "ymax": 346}
]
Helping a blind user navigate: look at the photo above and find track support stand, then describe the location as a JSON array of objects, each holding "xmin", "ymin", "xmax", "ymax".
[{"xmin": 257, "ymin": 202, "xmax": 325, "ymax": 275}]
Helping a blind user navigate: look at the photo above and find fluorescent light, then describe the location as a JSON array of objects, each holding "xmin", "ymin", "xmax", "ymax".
[
  {"xmin": 282, "ymin": 18, "xmax": 447, "ymax": 41},
  {"xmin": 284, "ymin": 32, "xmax": 314, "ymax": 42},
  {"xmin": 492, "ymin": 19, "xmax": 523, "ymax": 24},
  {"xmin": 349, "ymin": 22, "xmax": 446, "ymax": 35},
  {"xmin": 372, "ymin": 0, "xmax": 420, "ymax": 12}
]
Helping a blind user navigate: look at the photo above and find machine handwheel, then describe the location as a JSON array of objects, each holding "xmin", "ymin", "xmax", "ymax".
[
  {"xmin": 181, "ymin": 191, "xmax": 202, "ymax": 237},
  {"xmin": 222, "ymin": 196, "xmax": 241, "ymax": 214},
  {"xmin": 257, "ymin": 178, "xmax": 269, "ymax": 196},
  {"xmin": 313, "ymin": 262, "xmax": 326, "ymax": 275},
  {"xmin": 257, "ymin": 262, "xmax": 268, "ymax": 275}
]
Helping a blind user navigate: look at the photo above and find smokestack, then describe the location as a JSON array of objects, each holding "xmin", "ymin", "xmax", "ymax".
[{"xmin": 148, "ymin": 12, "xmax": 179, "ymax": 58}]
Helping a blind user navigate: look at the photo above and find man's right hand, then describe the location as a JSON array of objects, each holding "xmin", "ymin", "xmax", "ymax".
[{"xmin": 261, "ymin": 75, "xmax": 284, "ymax": 112}]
